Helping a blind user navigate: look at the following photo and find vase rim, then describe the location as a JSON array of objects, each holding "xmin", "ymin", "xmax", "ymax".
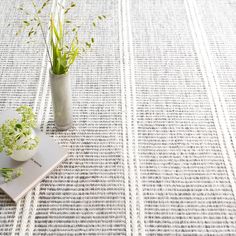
[{"xmin": 49, "ymin": 69, "xmax": 69, "ymax": 78}]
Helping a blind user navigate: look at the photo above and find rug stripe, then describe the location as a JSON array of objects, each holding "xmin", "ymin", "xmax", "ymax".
[
  {"xmin": 118, "ymin": 0, "xmax": 131, "ymax": 234},
  {"xmin": 121, "ymin": 0, "xmax": 139, "ymax": 233},
  {"xmin": 191, "ymin": 0, "xmax": 236, "ymax": 156},
  {"xmin": 11, "ymin": 200, "xmax": 22, "ymax": 236},
  {"xmin": 189, "ymin": 0, "xmax": 236, "ymax": 182},
  {"xmin": 184, "ymin": 0, "xmax": 236, "ymax": 197},
  {"xmin": 33, "ymin": 49, "xmax": 47, "ymax": 114},
  {"xmin": 125, "ymin": 0, "xmax": 146, "ymax": 234}
]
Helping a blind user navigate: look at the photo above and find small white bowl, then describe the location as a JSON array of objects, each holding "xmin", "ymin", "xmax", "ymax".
[{"xmin": 10, "ymin": 129, "xmax": 39, "ymax": 162}]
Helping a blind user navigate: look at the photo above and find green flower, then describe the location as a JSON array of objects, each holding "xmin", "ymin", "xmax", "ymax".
[
  {"xmin": 0, "ymin": 168, "xmax": 23, "ymax": 182},
  {"xmin": 0, "ymin": 105, "xmax": 39, "ymax": 182}
]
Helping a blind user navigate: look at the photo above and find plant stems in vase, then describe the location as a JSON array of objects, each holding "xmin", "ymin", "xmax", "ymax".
[{"xmin": 16, "ymin": 0, "xmax": 106, "ymax": 130}]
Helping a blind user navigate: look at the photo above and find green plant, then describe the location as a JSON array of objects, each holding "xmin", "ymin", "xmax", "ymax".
[
  {"xmin": 0, "ymin": 106, "xmax": 39, "ymax": 182},
  {"xmin": 0, "ymin": 168, "xmax": 23, "ymax": 183},
  {"xmin": 16, "ymin": 0, "xmax": 106, "ymax": 75},
  {"xmin": 0, "ymin": 106, "xmax": 39, "ymax": 156}
]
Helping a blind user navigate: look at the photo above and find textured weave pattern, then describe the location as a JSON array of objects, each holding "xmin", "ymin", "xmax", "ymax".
[
  {"xmin": 0, "ymin": 0, "xmax": 236, "ymax": 235},
  {"xmin": 196, "ymin": 0, "xmax": 236, "ymax": 141},
  {"xmin": 131, "ymin": 0, "xmax": 236, "ymax": 233}
]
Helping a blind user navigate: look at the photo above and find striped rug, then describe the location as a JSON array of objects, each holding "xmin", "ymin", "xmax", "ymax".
[{"xmin": 0, "ymin": 0, "xmax": 236, "ymax": 235}]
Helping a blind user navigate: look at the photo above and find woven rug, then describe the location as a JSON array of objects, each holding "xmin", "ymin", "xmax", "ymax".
[{"xmin": 1, "ymin": 0, "xmax": 236, "ymax": 235}]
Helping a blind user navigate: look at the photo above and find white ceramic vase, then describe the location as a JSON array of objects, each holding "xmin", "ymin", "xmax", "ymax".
[
  {"xmin": 49, "ymin": 70, "xmax": 73, "ymax": 130},
  {"xmin": 10, "ymin": 129, "xmax": 39, "ymax": 162}
]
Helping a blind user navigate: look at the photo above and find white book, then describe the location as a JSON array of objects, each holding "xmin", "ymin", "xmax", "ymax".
[{"xmin": 0, "ymin": 110, "xmax": 68, "ymax": 202}]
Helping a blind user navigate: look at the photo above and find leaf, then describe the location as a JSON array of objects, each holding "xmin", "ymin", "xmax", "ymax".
[
  {"xmin": 28, "ymin": 30, "xmax": 34, "ymax": 37},
  {"xmin": 68, "ymin": 47, "xmax": 79, "ymax": 66},
  {"xmin": 58, "ymin": 3, "xmax": 65, "ymax": 9},
  {"xmin": 32, "ymin": 1, "xmax": 36, "ymax": 8},
  {"xmin": 15, "ymin": 124, "xmax": 22, "ymax": 130},
  {"xmin": 51, "ymin": 17, "xmax": 60, "ymax": 41},
  {"xmin": 51, "ymin": 41, "xmax": 59, "ymax": 71},
  {"xmin": 86, "ymin": 42, "xmax": 91, "ymax": 48},
  {"xmin": 92, "ymin": 22, "xmax": 96, "ymax": 27},
  {"xmin": 59, "ymin": 20, "xmax": 63, "ymax": 40},
  {"xmin": 75, "ymin": 34, "xmax": 79, "ymax": 44},
  {"xmin": 98, "ymin": 16, "xmax": 102, "ymax": 20},
  {"xmin": 65, "ymin": 20, "xmax": 71, "ymax": 23},
  {"xmin": 23, "ymin": 20, "xmax": 30, "ymax": 26},
  {"xmin": 91, "ymin": 38, "xmax": 94, "ymax": 43}
]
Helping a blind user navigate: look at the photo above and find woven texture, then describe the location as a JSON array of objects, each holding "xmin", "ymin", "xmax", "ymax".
[{"xmin": 0, "ymin": 0, "xmax": 236, "ymax": 235}]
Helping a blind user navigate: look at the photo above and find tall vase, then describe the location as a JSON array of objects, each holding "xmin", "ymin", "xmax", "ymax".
[{"xmin": 49, "ymin": 70, "xmax": 73, "ymax": 130}]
